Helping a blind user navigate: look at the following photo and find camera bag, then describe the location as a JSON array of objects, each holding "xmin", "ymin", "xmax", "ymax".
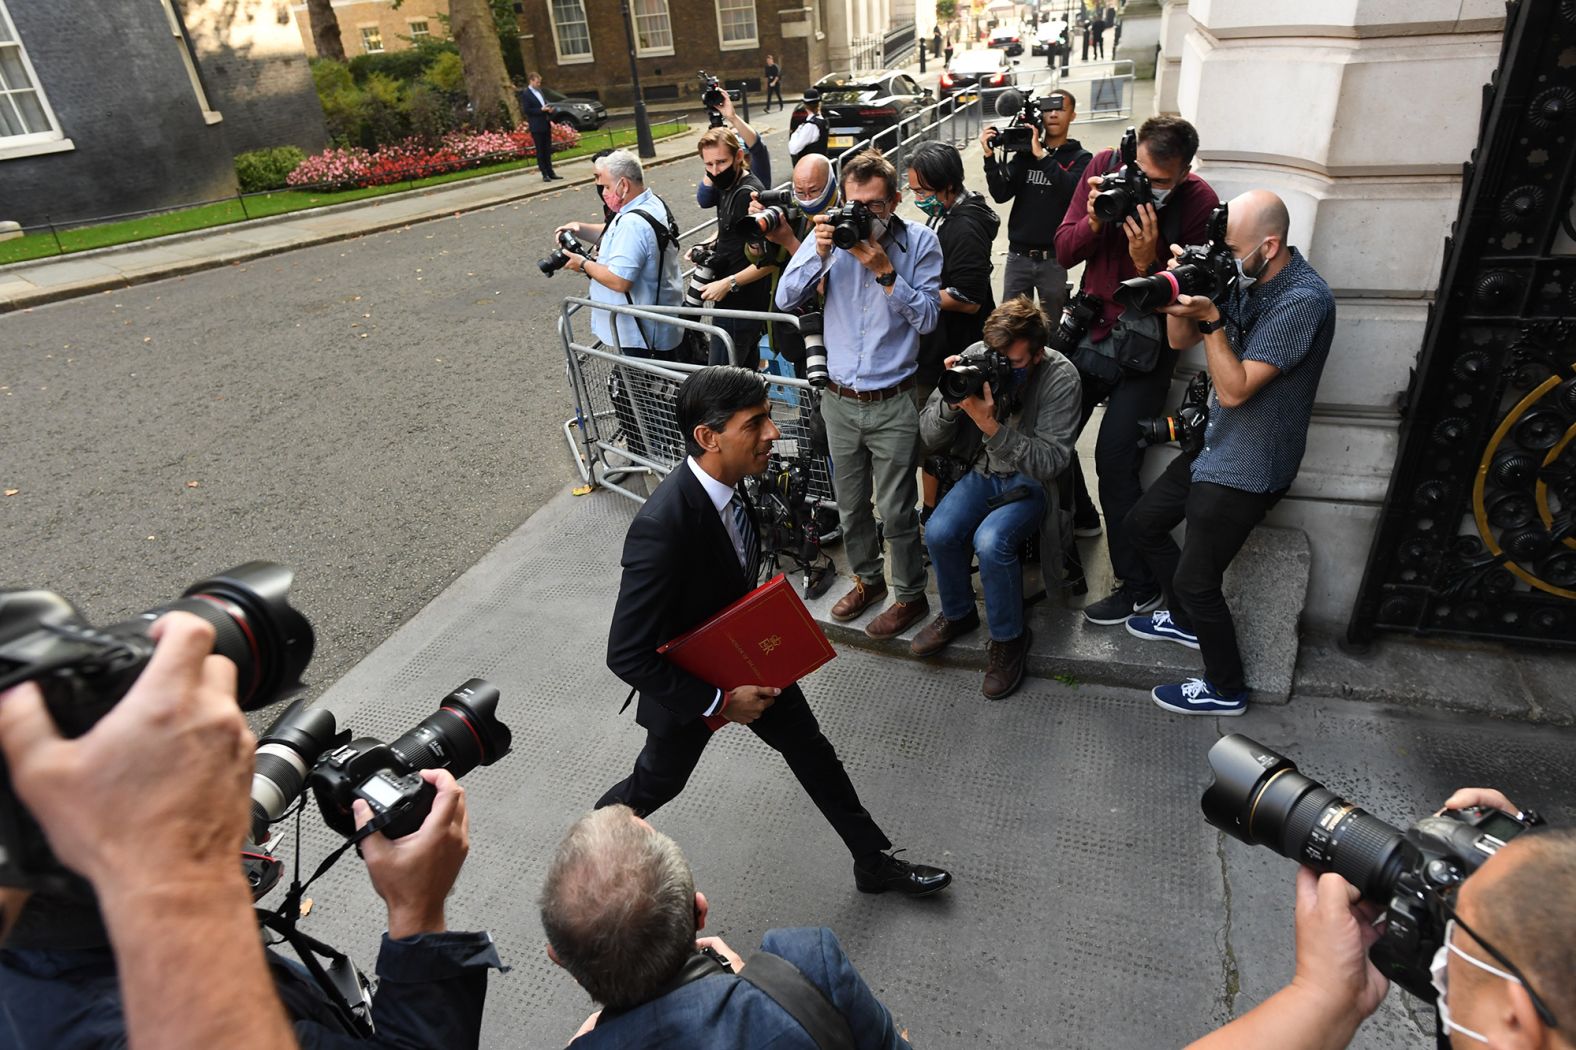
[{"xmin": 619, "ymin": 197, "xmax": 708, "ymax": 364}]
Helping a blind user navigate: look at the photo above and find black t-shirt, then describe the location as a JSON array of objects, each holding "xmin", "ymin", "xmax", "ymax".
[
  {"xmin": 711, "ymin": 172, "xmax": 770, "ymax": 310},
  {"xmin": 765, "ymin": 63, "xmax": 780, "ymax": 83},
  {"xmin": 983, "ymin": 138, "xmax": 1091, "ymax": 252}
]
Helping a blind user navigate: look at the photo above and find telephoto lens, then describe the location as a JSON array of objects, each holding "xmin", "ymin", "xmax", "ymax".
[
  {"xmin": 388, "ymin": 678, "xmax": 512, "ymax": 776},
  {"xmin": 250, "ymin": 699, "xmax": 345, "ymax": 844},
  {"xmin": 799, "ymin": 311, "xmax": 829, "ymax": 387},
  {"xmin": 1201, "ymin": 734, "xmax": 1408, "ymax": 901},
  {"xmin": 684, "ymin": 247, "xmax": 719, "ymax": 309},
  {"xmin": 734, "ymin": 206, "xmax": 787, "ymax": 239},
  {"xmin": 756, "ymin": 188, "xmax": 795, "ymax": 209}
]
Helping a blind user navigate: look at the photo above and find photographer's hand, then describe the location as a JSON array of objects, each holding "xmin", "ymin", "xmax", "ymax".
[
  {"xmin": 1159, "ymin": 293, "xmax": 1220, "ymax": 323},
  {"xmin": 1084, "ymin": 175, "xmax": 1104, "ymax": 233},
  {"xmin": 354, "ymin": 768, "xmax": 469, "ymax": 939},
  {"xmin": 722, "ymin": 685, "xmax": 780, "ymax": 725},
  {"xmin": 1029, "ymin": 122, "xmax": 1045, "ymax": 160},
  {"xmin": 959, "ymin": 383, "xmax": 1000, "ymax": 437},
  {"xmin": 1123, "ymin": 202, "xmax": 1161, "ymax": 274},
  {"xmin": 696, "ymin": 935, "xmax": 744, "ymax": 971},
  {"xmin": 812, "ymin": 213, "xmax": 835, "ymax": 258},
  {"xmin": 1442, "ymin": 787, "xmax": 1520, "ymax": 816},
  {"xmin": 748, "ymin": 190, "xmax": 763, "ymax": 214},
  {"xmin": 848, "ymin": 238, "xmax": 895, "ymax": 288},
  {"xmin": 978, "ymin": 127, "xmax": 997, "ymax": 154},
  {"xmin": 0, "ymin": 613, "xmax": 295, "ymax": 1050}
]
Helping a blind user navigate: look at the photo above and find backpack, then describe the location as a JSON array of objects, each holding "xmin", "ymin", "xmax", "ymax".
[{"xmin": 620, "ymin": 198, "xmax": 709, "ymax": 365}]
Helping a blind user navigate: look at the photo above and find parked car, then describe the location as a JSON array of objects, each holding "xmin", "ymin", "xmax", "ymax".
[
  {"xmin": 540, "ymin": 87, "xmax": 608, "ymax": 131},
  {"xmin": 791, "ymin": 70, "xmax": 935, "ymax": 157},
  {"xmin": 1030, "ymin": 19, "xmax": 1069, "ymax": 56},
  {"xmin": 988, "ymin": 26, "xmax": 1024, "ymax": 57},
  {"xmin": 938, "ymin": 49, "xmax": 1016, "ymax": 99}
]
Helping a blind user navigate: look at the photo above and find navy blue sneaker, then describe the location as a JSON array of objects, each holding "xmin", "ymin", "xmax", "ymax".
[
  {"xmin": 1125, "ymin": 610, "xmax": 1200, "ymax": 650},
  {"xmin": 1151, "ymin": 678, "xmax": 1247, "ymax": 716}
]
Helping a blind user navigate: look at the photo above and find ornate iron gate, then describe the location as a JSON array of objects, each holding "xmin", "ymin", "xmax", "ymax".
[{"xmin": 1349, "ymin": 0, "xmax": 1576, "ymax": 646}]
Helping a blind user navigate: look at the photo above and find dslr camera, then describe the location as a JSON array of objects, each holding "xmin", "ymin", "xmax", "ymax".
[
  {"xmin": 0, "ymin": 563, "xmax": 315, "ymax": 893},
  {"xmin": 985, "ymin": 89, "xmax": 1061, "ymax": 154},
  {"xmin": 1046, "ymin": 290, "xmax": 1102, "ymax": 358},
  {"xmin": 939, "ymin": 343, "xmax": 1013, "ymax": 403},
  {"xmin": 684, "ymin": 242, "xmax": 721, "ymax": 309},
  {"xmin": 1137, "ymin": 369, "xmax": 1210, "ymax": 452},
  {"xmin": 1115, "ymin": 203, "xmax": 1237, "ymax": 313},
  {"xmin": 1092, "ymin": 126, "xmax": 1153, "ymax": 225},
  {"xmin": 825, "ymin": 201, "xmax": 874, "ymax": 250},
  {"xmin": 698, "ymin": 70, "xmax": 732, "ymax": 129},
  {"xmin": 538, "ymin": 229, "xmax": 589, "ymax": 277},
  {"xmin": 1203, "ymin": 734, "xmax": 1546, "ymax": 1003}
]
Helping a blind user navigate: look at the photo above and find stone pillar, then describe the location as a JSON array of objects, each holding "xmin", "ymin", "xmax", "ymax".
[
  {"xmin": 1153, "ymin": 0, "xmax": 1190, "ymax": 115},
  {"xmin": 826, "ymin": 0, "xmax": 854, "ymax": 69},
  {"xmin": 1174, "ymin": 0, "xmax": 1507, "ymax": 626}
]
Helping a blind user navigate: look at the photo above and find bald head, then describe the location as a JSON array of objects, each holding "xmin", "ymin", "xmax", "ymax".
[
  {"xmin": 793, "ymin": 153, "xmax": 833, "ymax": 200},
  {"xmin": 1229, "ymin": 190, "xmax": 1291, "ymax": 245},
  {"xmin": 1457, "ymin": 828, "xmax": 1576, "ymax": 1041}
]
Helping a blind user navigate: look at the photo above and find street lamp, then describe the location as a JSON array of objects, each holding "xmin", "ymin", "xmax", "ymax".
[{"xmin": 619, "ymin": 0, "xmax": 656, "ymax": 159}]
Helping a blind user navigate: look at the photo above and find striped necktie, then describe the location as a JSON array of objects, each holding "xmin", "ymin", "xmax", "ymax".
[{"xmin": 730, "ymin": 492, "xmax": 759, "ymax": 582}]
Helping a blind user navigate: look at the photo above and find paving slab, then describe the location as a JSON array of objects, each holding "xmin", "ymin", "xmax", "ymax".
[
  {"xmin": 1293, "ymin": 631, "xmax": 1539, "ymax": 721},
  {"xmin": 265, "ymin": 485, "xmax": 1575, "ymax": 1050},
  {"xmin": 16, "ymin": 257, "xmax": 122, "ymax": 287},
  {"xmin": 806, "ymin": 525, "xmax": 1310, "ymax": 703}
]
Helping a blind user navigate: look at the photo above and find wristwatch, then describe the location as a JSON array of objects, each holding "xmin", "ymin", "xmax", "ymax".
[
  {"xmin": 729, "ymin": 275, "xmax": 740, "ymax": 295},
  {"xmin": 1197, "ymin": 314, "xmax": 1226, "ymax": 334},
  {"xmin": 875, "ymin": 269, "xmax": 897, "ymax": 287}
]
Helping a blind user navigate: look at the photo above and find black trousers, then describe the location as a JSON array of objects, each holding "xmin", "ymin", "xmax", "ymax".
[
  {"xmin": 530, "ymin": 119, "xmax": 556, "ymax": 178},
  {"xmin": 1069, "ymin": 345, "xmax": 1177, "ymax": 592},
  {"xmin": 709, "ymin": 313, "xmax": 765, "ymax": 368},
  {"xmin": 766, "ymin": 83, "xmax": 784, "ymax": 110},
  {"xmin": 595, "ymin": 685, "xmax": 892, "ymax": 860},
  {"xmin": 1126, "ymin": 452, "xmax": 1284, "ymax": 694}
]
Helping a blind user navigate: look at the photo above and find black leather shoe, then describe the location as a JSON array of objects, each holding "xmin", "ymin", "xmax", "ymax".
[{"xmin": 854, "ymin": 850, "xmax": 952, "ymax": 896}]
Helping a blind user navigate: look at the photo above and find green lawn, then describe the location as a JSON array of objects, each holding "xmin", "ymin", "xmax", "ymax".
[{"xmin": 0, "ymin": 122, "xmax": 690, "ymax": 267}]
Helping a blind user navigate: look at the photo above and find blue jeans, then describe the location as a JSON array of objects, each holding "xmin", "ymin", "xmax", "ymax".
[{"xmin": 925, "ymin": 470, "xmax": 1046, "ymax": 641}]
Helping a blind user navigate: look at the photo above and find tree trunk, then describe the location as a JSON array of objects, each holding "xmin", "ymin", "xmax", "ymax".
[
  {"xmin": 304, "ymin": 0, "xmax": 346, "ymax": 62},
  {"xmin": 449, "ymin": 0, "xmax": 521, "ymax": 129}
]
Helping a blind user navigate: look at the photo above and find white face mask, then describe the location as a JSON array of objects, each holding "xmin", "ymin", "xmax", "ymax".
[
  {"xmin": 1150, "ymin": 186, "xmax": 1173, "ymax": 208},
  {"xmin": 1429, "ymin": 919, "xmax": 1524, "ymax": 1044},
  {"xmin": 868, "ymin": 213, "xmax": 891, "ymax": 242}
]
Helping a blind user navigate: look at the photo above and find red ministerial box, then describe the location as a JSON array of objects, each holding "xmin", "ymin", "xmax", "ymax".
[{"xmin": 657, "ymin": 574, "xmax": 837, "ymax": 729}]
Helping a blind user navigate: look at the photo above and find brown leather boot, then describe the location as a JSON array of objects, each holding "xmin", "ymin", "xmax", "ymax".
[
  {"xmin": 864, "ymin": 596, "xmax": 930, "ymax": 640},
  {"xmin": 982, "ymin": 628, "xmax": 1032, "ymax": 699},
  {"xmin": 910, "ymin": 608, "xmax": 981, "ymax": 656},
  {"xmin": 831, "ymin": 577, "xmax": 887, "ymax": 622}
]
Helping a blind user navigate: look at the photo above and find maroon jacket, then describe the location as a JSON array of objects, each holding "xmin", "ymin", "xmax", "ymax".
[{"xmin": 1054, "ymin": 147, "xmax": 1219, "ymax": 343}]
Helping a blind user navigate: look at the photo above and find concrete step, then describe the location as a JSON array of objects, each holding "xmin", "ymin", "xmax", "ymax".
[{"xmin": 800, "ymin": 524, "xmax": 1311, "ymax": 703}]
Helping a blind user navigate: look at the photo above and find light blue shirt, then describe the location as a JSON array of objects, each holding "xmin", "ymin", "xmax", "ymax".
[
  {"xmin": 589, "ymin": 188, "xmax": 683, "ymax": 352},
  {"xmin": 775, "ymin": 215, "xmax": 942, "ymax": 390}
]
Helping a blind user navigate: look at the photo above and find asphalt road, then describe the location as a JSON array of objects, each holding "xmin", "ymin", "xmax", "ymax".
[{"xmin": 0, "ymin": 124, "xmax": 791, "ymax": 713}]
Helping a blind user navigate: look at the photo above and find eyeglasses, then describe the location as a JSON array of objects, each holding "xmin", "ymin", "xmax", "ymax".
[{"xmin": 1440, "ymin": 899, "xmax": 1561, "ymax": 1030}]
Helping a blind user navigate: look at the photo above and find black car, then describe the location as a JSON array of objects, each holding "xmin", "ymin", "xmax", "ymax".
[
  {"xmin": 790, "ymin": 70, "xmax": 934, "ymax": 158},
  {"xmin": 541, "ymin": 87, "xmax": 608, "ymax": 131}
]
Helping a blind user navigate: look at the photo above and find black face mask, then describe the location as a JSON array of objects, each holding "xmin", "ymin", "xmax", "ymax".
[{"xmin": 710, "ymin": 165, "xmax": 738, "ymax": 191}]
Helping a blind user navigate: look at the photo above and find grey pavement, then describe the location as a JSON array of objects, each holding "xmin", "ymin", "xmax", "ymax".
[{"xmin": 282, "ymin": 484, "xmax": 1576, "ymax": 1050}]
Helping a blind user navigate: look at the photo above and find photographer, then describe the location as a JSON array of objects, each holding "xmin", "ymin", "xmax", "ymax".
[
  {"xmin": 744, "ymin": 154, "xmax": 838, "ymax": 377},
  {"xmin": 696, "ymin": 93, "xmax": 772, "ymax": 207},
  {"xmin": 543, "ymin": 805, "xmax": 913, "ymax": 1048},
  {"xmin": 915, "ymin": 297, "xmax": 1082, "ymax": 699},
  {"xmin": 1053, "ymin": 116, "xmax": 1219, "ymax": 625},
  {"xmin": 556, "ymin": 150, "xmax": 684, "ymax": 360},
  {"xmin": 1125, "ymin": 190, "xmax": 1333, "ymax": 715},
  {"xmin": 697, "ymin": 127, "xmax": 774, "ymax": 367},
  {"xmin": 0, "ymin": 613, "xmax": 500, "ymax": 1049},
  {"xmin": 980, "ymin": 89, "xmax": 1091, "ymax": 319},
  {"xmin": 776, "ymin": 149, "xmax": 943, "ymax": 640},
  {"xmin": 1190, "ymin": 788, "xmax": 1575, "ymax": 1050}
]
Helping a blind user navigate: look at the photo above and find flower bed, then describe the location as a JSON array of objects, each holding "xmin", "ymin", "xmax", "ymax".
[{"xmin": 287, "ymin": 123, "xmax": 581, "ymax": 191}]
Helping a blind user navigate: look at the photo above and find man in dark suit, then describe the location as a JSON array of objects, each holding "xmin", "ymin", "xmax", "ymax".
[
  {"xmin": 595, "ymin": 366, "xmax": 951, "ymax": 897},
  {"xmin": 518, "ymin": 72, "xmax": 563, "ymax": 182},
  {"xmin": 544, "ymin": 805, "xmax": 914, "ymax": 1047}
]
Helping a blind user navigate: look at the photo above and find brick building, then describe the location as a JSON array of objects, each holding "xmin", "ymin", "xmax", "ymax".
[
  {"xmin": 1, "ymin": 0, "xmax": 326, "ymax": 229},
  {"xmin": 288, "ymin": 0, "xmax": 449, "ymax": 57}
]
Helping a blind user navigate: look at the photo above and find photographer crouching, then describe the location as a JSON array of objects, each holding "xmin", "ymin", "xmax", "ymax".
[
  {"xmin": 0, "ymin": 602, "xmax": 502, "ymax": 1048},
  {"xmin": 1123, "ymin": 190, "xmax": 1334, "ymax": 716},
  {"xmin": 914, "ymin": 297, "xmax": 1081, "ymax": 699}
]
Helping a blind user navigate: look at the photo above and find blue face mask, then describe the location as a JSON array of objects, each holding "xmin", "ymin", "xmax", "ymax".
[{"xmin": 1012, "ymin": 366, "xmax": 1030, "ymax": 385}]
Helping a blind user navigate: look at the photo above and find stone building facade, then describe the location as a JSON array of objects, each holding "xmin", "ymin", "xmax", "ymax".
[
  {"xmin": 1150, "ymin": 0, "xmax": 1507, "ymax": 628},
  {"xmin": 288, "ymin": 0, "xmax": 449, "ymax": 58},
  {"xmin": 1, "ymin": 0, "xmax": 325, "ymax": 229}
]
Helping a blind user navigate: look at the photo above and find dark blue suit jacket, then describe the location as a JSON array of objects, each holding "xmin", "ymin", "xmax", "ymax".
[
  {"xmin": 571, "ymin": 927, "xmax": 912, "ymax": 1049},
  {"xmin": 519, "ymin": 87, "xmax": 552, "ymax": 130}
]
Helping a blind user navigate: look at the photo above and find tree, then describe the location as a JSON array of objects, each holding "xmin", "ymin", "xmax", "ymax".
[
  {"xmin": 936, "ymin": 0, "xmax": 956, "ymax": 20},
  {"xmin": 304, "ymin": 0, "xmax": 346, "ymax": 61},
  {"xmin": 447, "ymin": 0, "xmax": 520, "ymax": 129}
]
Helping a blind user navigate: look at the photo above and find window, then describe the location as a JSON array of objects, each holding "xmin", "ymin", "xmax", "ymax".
[
  {"xmin": 633, "ymin": 0, "xmax": 673, "ymax": 55},
  {"xmin": 716, "ymin": 0, "xmax": 758, "ymax": 48},
  {"xmin": 161, "ymin": 0, "xmax": 220, "ymax": 124},
  {"xmin": 0, "ymin": 0, "xmax": 70, "ymax": 157},
  {"xmin": 549, "ymin": 0, "xmax": 592, "ymax": 63},
  {"xmin": 408, "ymin": 19, "xmax": 431, "ymax": 40},
  {"xmin": 359, "ymin": 25, "xmax": 384, "ymax": 53}
]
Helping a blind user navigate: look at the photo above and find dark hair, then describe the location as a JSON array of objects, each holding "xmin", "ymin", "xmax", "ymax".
[
  {"xmin": 677, "ymin": 366, "xmax": 769, "ymax": 458},
  {"xmin": 839, "ymin": 149, "xmax": 898, "ymax": 197},
  {"xmin": 982, "ymin": 295, "xmax": 1049, "ymax": 353},
  {"xmin": 905, "ymin": 141, "xmax": 964, "ymax": 195},
  {"xmin": 1138, "ymin": 115, "xmax": 1199, "ymax": 167}
]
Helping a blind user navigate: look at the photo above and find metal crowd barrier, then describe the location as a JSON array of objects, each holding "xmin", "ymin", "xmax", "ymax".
[
  {"xmin": 1050, "ymin": 58, "xmax": 1136, "ymax": 122},
  {"xmin": 559, "ymin": 297, "xmax": 836, "ymax": 509}
]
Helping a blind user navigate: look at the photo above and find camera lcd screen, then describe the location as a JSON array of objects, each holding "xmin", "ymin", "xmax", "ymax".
[
  {"xmin": 1042, "ymin": 95, "xmax": 1064, "ymax": 111},
  {"xmin": 362, "ymin": 775, "xmax": 404, "ymax": 809},
  {"xmin": 1476, "ymin": 810, "xmax": 1524, "ymax": 842}
]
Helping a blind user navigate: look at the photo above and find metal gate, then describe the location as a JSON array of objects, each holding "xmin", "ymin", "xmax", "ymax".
[{"xmin": 1349, "ymin": 0, "xmax": 1576, "ymax": 646}]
